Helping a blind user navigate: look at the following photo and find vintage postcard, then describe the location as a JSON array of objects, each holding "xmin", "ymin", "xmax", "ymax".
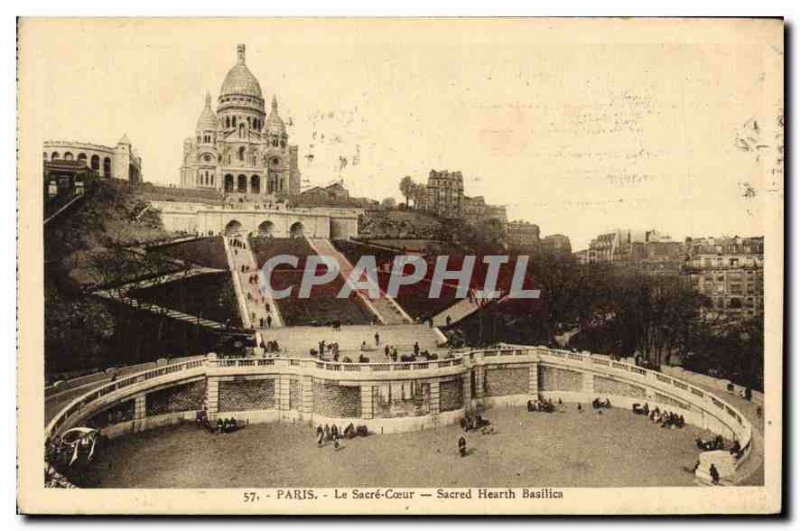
[{"xmin": 17, "ymin": 17, "xmax": 783, "ymax": 515}]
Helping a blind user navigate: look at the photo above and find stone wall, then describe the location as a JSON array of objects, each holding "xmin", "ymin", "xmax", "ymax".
[
  {"xmin": 373, "ymin": 382, "xmax": 431, "ymax": 418},
  {"xmin": 440, "ymin": 378, "xmax": 464, "ymax": 412},
  {"xmin": 654, "ymin": 392, "xmax": 690, "ymax": 411},
  {"xmin": 219, "ymin": 378, "xmax": 276, "ymax": 412},
  {"xmin": 485, "ymin": 366, "xmax": 529, "ymax": 397},
  {"xmin": 313, "ymin": 382, "xmax": 361, "ymax": 418},
  {"xmin": 539, "ymin": 366, "xmax": 583, "ymax": 392},
  {"xmin": 593, "ymin": 375, "xmax": 646, "ymax": 399},
  {"xmin": 146, "ymin": 380, "xmax": 206, "ymax": 416},
  {"xmin": 87, "ymin": 399, "xmax": 135, "ymax": 429},
  {"xmin": 289, "ymin": 378, "xmax": 301, "ymax": 410}
]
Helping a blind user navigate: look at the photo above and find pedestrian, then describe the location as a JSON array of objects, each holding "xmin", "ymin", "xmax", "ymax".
[
  {"xmin": 374, "ymin": 332, "xmax": 380, "ymax": 346},
  {"xmin": 710, "ymin": 464, "xmax": 720, "ymax": 485},
  {"xmin": 458, "ymin": 436, "xmax": 467, "ymax": 457},
  {"xmin": 267, "ymin": 314, "xmax": 272, "ymax": 328}
]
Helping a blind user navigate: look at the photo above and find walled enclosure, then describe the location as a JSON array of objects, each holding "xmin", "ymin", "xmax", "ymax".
[{"xmin": 47, "ymin": 346, "xmax": 755, "ymax": 482}]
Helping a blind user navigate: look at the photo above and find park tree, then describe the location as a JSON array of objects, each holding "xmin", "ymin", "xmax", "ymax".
[
  {"xmin": 411, "ymin": 183, "xmax": 428, "ymax": 209},
  {"xmin": 381, "ymin": 197, "xmax": 397, "ymax": 209},
  {"xmin": 399, "ymin": 175, "xmax": 415, "ymax": 207}
]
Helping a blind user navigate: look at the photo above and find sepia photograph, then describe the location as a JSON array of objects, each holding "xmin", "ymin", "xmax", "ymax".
[{"xmin": 16, "ymin": 16, "xmax": 783, "ymax": 515}]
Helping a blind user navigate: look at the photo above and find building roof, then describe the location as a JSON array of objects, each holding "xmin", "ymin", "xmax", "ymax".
[
  {"xmin": 265, "ymin": 96, "xmax": 286, "ymax": 135},
  {"xmin": 196, "ymin": 92, "xmax": 218, "ymax": 133},
  {"xmin": 219, "ymin": 44, "xmax": 263, "ymax": 99}
]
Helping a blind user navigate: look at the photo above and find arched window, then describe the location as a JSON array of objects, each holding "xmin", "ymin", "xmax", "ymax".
[
  {"xmin": 90, "ymin": 155, "xmax": 100, "ymax": 171},
  {"xmin": 103, "ymin": 157, "xmax": 111, "ymax": 177},
  {"xmin": 225, "ymin": 116, "xmax": 230, "ymax": 128},
  {"xmin": 238, "ymin": 146, "xmax": 245, "ymax": 161},
  {"xmin": 239, "ymin": 123, "xmax": 245, "ymax": 138},
  {"xmin": 232, "ymin": 116, "xmax": 236, "ymax": 127},
  {"xmin": 224, "ymin": 174, "xmax": 234, "ymax": 193},
  {"xmin": 64, "ymin": 152, "xmax": 74, "ymax": 161},
  {"xmin": 250, "ymin": 175, "xmax": 260, "ymax": 194},
  {"xmin": 51, "ymin": 152, "xmax": 60, "ymax": 160},
  {"xmin": 77, "ymin": 153, "xmax": 87, "ymax": 165},
  {"xmin": 237, "ymin": 174, "xmax": 247, "ymax": 193}
]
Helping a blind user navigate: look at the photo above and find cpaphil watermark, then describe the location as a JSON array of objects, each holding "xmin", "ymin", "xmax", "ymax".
[{"xmin": 258, "ymin": 254, "xmax": 540, "ymax": 300}]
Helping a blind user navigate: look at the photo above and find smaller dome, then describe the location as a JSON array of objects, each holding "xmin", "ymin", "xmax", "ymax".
[
  {"xmin": 195, "ymin": 92, "xmax": 218, "ymax": 133},
  {"xmin": 265, "ymin": 96, "xmax": 286, "ymax": 135}
]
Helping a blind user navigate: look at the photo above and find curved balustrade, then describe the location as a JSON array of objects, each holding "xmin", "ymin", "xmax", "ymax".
[{"xmin": 45, "ymin": 346, "xmax": 754, "ymax": 478}]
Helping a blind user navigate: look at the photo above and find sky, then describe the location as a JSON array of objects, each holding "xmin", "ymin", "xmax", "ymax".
[{"xmin": 20, "ymin": 18, "xmax": 783, "ymax": 249}]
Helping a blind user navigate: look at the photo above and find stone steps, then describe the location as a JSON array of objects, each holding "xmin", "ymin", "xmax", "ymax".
[
  {"xmin": 94, "ymin": 290, "xmax": 225, "ymax": 329},
  {"xmin": 431, "ymin": 296, "xmax": 480, "ymax": 327},
  {"xmin": 307, "ymin": 238, "xmax": 411, "ymax": 325}
]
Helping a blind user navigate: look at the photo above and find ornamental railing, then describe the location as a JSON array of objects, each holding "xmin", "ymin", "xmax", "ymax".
[{"xmin": 45, "ymin": 346, "xmax": 753, "ymax": 466}]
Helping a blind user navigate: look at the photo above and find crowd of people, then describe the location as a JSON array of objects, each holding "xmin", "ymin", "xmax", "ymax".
[
  {"xmin": 310, "ymin": 340, "xmax": 341, "ymax": 360},
  {"xmin": 315, "ymin": 422, "xmax": 369, "ymax": 449},
  {"xmin": 527, "ymin": 397, "xmax": 558, "ymax": 413},
  {"xmin": 632, "ymin": 403, "xmax": 686, "ymax": 429},
  {"xmin": 196, "ymin": 409, "xmax": 243, "ymax": 434},
  {"xmin": 592, "ymin": 397, "xmax": 612, "ymax": 410},
  {"xmin": 460, "ymin": 413, "xmax": 493, "ymax": 434}
]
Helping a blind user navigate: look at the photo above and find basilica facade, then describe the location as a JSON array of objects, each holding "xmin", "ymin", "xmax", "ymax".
[{"xmin": 179, "ymin": 44, "xmax": 301, "ymax": 198}]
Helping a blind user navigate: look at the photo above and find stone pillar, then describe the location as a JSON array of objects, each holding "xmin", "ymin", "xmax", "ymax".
[
  {"xmin": 301, "ymin": 375, "xmax": 314, "ymax": 415},
  {"xmin": 360, "ymin": 384, "xmax": 374, "ymax": 420},
  {"xmin": 278, "ymin": 375, "xmax": 291, "ymax": 411},
  {"xmin": 474, "ymin": 366, "xmax": 485, "ymax": 400},
  {"xmin": 582, "ymin": 372, "xmax": 594, "ymax": 395},
  {"xmin": 206, "ymin": 377, "xmax": 219, "ymax": 418},
  {"xmin": 462, "ymin": 373, "xmax": 472, "ymax": 412},
  {"xmin": 134, "ymin": 394, "xmax": 147, "ymax": 420},
  {"xmin": 429, "ymin": 381, "xmax": 440, "ymax": 415},
  {"xmin": 529, "ymin": 363, "xmax": 539, "ymax": 396}
]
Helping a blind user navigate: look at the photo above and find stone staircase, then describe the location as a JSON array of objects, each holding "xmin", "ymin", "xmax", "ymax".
[
  {"xmin": 224, "ymin": 234, "xmax": 284, "ymax": 330},
  {"xmin": 307, "ymin": 238, "xmax": 411, "ymax": 325},
  {"xmin": 94, "ymin": 290, "xmax": 226, "ymax": 329},
  {"xmin": 431, "ymin": 295, "xmax": 480, "ymax": 327},
  {"xmin": 431, "ymin": 291, "xmax": 510, "ymax": 327}
]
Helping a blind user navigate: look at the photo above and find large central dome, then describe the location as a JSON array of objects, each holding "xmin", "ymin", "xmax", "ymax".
[{"xmin": 219, "ymin": 44, "xmax": 263, "ymax": 99}]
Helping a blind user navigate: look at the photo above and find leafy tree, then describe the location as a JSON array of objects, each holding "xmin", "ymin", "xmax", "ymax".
[
  {"xmin": 411, "ymin": 183, "xmax": 428, "ymax": 209},
  {"xmin": 399, "ymin": 175, "xmax": 415, "ymax": 207}
]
